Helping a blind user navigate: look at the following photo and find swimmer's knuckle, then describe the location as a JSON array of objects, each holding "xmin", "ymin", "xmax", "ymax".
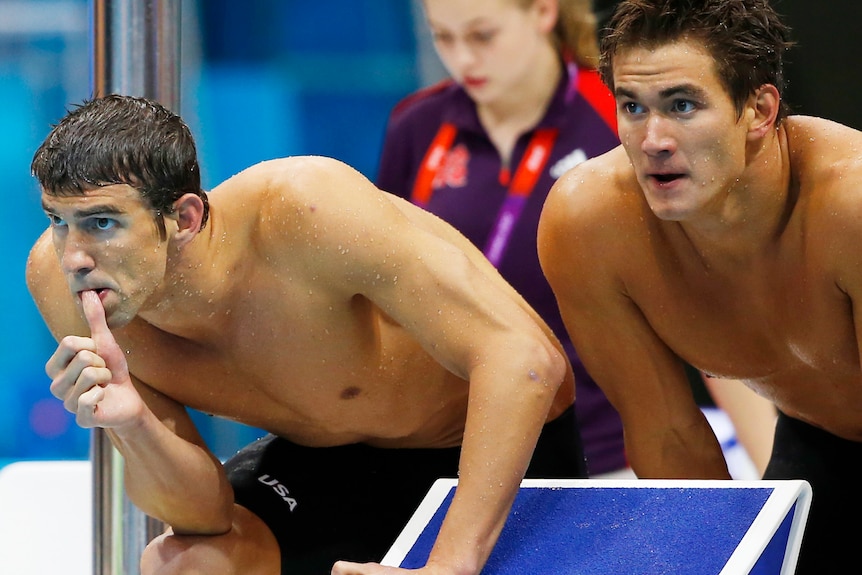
[
  {"xmin": 79, "ymin": 365, "xmax": 106, "ymax": 387},
  {"xmin": 58, "ymin": 335, "xmax": 79, "ymax": 351},
  {"xmin": 49, "ymin": 382, "xmax": 64, "ymax": 402},
  {"xmin": 63, "ymin": 395, "xmax": 79, "ymax": 414}
]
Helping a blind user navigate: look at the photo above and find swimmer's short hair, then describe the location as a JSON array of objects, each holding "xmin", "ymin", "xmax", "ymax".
[
  {"xmin": 599, "ymin": 0, "xmax": 794, "ymax": 123},
  {"xmin": 31, "ymin": 94, "xmax": 209, "ymax": 230}
]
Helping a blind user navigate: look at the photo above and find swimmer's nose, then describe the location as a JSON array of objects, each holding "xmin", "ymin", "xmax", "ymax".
[
  {"xmin": 59, "ymin": 232, "xmax": 96, "ymax": 276},
  {"xmin": 641, "ymin": 114, "xmax": 677, "ymax": 157}
]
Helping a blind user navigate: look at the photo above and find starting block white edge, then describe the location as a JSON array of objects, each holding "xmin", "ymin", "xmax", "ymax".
[
  {"xmin": 719, "ymin": 479, "xmax": 811, "ymax": 575},
  {"xmin": 381, "ymin": 478, "xmax": 812, "ymax": 574}
]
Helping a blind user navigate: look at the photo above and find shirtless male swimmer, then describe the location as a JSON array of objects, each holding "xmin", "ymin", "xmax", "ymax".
[
  {"xmin": 538, "ymin": 0, "xmax": 862, "ymax": 572},
  {"xmin": 27, "ymin": 94, "xmax": 586, "ymax": 575}
]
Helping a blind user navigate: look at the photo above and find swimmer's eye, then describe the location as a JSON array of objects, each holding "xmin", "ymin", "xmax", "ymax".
[
  {"xmin": 90, "ymin": 217, "xmax": 117, "ymax": 231},
  {"xmin": 671, "ymin": 99, "xmax": 697, "ymax": 114},
  {"xmin": 47, "ymin": 214, "xmax": 67, "ymax": 227},
  {"xmin": 621, "ymin": 101, "xmax": 645, "ymax": 115}
]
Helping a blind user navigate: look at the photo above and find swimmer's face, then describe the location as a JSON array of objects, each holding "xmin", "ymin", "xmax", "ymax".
[
  {"xmin": 40, "ymin": 184, "xmax": 169, "ymax": 328},
  {"xmin": 423, "ymin": 0, "xmax": 557, "ymax": 104},
  {"xmin": 612, "ymin": 39, "xmax": 754, "ymax": 221}
]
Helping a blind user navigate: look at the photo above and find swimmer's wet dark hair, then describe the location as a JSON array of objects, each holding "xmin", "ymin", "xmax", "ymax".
[
  {"xmin": 599, "ymin": 0, "xmax": 794, "ymax": 124},
  {"xmin": 31, "ymin": 94, "xmax": 209, "ymax": 229}
]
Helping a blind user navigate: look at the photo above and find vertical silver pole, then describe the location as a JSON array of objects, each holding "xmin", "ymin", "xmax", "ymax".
[{"xmin": 90, "ymin": 1, "xmax": 181, "ymax": 574}]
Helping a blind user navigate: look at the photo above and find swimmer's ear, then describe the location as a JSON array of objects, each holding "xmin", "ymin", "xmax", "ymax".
[
  {"xmin": 167, "ymin": 193, "xmax": 205, "ymax": 247},
  {"xmin": 746, "ymin": 84, "xmax": 780, "ymax": 140}
]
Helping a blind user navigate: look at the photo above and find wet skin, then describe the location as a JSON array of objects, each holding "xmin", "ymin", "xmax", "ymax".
[{"xmin": 539, "ymin": 40, "xmax": 862, "ymax": 479}]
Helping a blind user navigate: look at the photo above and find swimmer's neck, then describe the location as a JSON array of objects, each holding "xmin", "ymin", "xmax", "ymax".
[
  {"xmin": 674, "ymin": 123, "xmax": 794, "ymax": 267},
  {"xmin": 136, "ymin": 208, "xmax": 240, "ymax": 341}
]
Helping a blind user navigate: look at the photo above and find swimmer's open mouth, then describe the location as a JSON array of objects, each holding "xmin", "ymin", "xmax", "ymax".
[
  {"xmin": 651, "ymin": 173, "xmax": 684, "ymax": 183},
  {"xmin": 78, "ymin": 288, "xmax": 108, "ymax": 299}
]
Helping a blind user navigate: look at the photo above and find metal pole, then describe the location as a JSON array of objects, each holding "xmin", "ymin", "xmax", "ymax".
[
  {"xmin": 90, "ymin": 1, "xmax": 181, "ymax": 573},
  {"xmin": 92, "ymin": 0, "xmax": 181, "ymax": 109}
]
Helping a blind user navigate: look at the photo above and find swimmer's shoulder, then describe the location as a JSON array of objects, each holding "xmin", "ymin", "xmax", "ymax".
[
  {"xmin": 208, "ymin": 155, "xmax": 404, "ymax": 261},
  {"xmin": 784, "ymin": 117, "xmax": 862, "ymax": 283},
  {"xmin": 211, "ymin": 155, "xmax": 364, "ymax": 204},
  {"xmin": 210, "ymin": 155, "xmax": 376, "ymax": 230},
  {"xmin": 785, "ymin": 116, "xmax": 862, "ymax": 214},
  {"xmin": 542, "ymin": 145, "xmax": 640, "ymax": 234},
  {"xmin": 539, "ymin": 145, "xmax": 644, "ymax": 274},
  {"xmin": 786, "ymin": 116, "xmax": 862, "ymax": 184}
]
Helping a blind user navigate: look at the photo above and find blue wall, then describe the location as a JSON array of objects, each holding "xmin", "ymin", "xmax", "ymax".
[
  {"xmin": 2, "ymin": 13, "xmax": 93, "ymax": 460},
  {"xmin": 193, "ymin": 0, "xmax": 418, "ymax": 186}
]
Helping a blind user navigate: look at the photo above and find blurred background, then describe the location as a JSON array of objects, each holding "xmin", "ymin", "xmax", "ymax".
[{"xmin": 2, "ymin": 0, "xmax": 860, "ymax": 465}]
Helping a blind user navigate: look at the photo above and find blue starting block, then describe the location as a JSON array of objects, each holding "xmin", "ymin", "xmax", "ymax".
[{"xmin": 382, "ymin": 479, "xmax": 811, "ymax": 575}]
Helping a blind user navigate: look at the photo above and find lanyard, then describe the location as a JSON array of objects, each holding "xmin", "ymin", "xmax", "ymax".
[
  {"xmin": 411, "ymin": 124, "xmax": 559, "ymax": 267},
  {"xmin": 412, "ymin": 122, "xmax": 458, "ymax": 207}
]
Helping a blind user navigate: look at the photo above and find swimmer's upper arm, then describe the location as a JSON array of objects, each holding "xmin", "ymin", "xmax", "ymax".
[
  {"xmin": 538, "ymin": 162, "xmax": 655, "ymax": 412},
  {"xmin": 538, "ymin": 166, "xmax": 652, "ymax": 412},
  {"xmin": 538, "ymin": 163, "xmax": 722, "ymax": 477},
  {"xmin": 822, "ymin": 161, "xmax": 862, "ymax": 369}
]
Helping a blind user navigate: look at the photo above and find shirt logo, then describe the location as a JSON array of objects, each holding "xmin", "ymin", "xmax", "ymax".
[
  {"xmin": 258, "ymin": 474, "xmax": 298, "ymax": 511},
  {"xmin": 432, "ymin": 143, "xmax": 469, "ymax": 189},
  {"xmin": 550, "ymin": 148, "xmax": 588, "ymax": 179}
]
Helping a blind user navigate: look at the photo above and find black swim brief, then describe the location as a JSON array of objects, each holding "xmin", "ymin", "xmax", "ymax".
[
  {"xmin": 763, "ymin": 411, "xmax": 862, "ymax": 575},
  {"xmin": 223, "ymin": 405, "xmax": 586, "ymax": 574}
]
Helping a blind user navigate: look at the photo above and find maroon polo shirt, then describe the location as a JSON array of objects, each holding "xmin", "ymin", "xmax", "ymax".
[{"xmin": 377, "ymin": 63, "xmax": 626, "ymax": 475}]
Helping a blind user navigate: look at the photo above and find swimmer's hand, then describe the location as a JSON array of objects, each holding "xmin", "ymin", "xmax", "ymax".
[
  {"xmin": 46, "ymin": 290, "xmax": 144, "ymax": 430},
  {"xmin": 332, "ymin": 561, "xmax": 452, "ymax": 575}
]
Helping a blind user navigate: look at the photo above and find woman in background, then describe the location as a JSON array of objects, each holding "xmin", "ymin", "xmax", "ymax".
[{"xmin": 377, "ymin": 0, "xmax": 628, "ymax": 477}]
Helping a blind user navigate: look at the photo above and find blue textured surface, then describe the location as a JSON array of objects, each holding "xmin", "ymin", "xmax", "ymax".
[
  {"xmin": 401, "ymin": 487, "xmax": 775, "ymax": 574},
  {"xmin": 750, "ymin": 502, "xmax": 794, "ymax": 575}
]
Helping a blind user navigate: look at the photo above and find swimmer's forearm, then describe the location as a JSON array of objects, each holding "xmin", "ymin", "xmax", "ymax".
[
  {"xmin": 426, "ymin": 349, "xmax": 564, "ymax": 573},
  {"xmin": 426, "ymin": 424, "xmax": 545, "ymax": 573},
  {"xmin": 107, "ymin": 411, "xmax": 234, "ymax": 534},
  {"xmin": 626, "ymin": 416, "xmax": 732, "ymax": 479}
]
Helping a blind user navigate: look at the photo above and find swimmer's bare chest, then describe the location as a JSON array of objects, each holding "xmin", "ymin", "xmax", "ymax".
[
  {"xmin": 117, "ymin": 295, "xmax": 468, "ymax": 448},
  {"xmin": 627, "ymin": 238, "xmax": 862, "ymax": 437}
]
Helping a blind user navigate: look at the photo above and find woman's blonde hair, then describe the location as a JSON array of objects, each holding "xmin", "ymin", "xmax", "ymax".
[{"xmin": 520, "ymin": 0, "xmax": 600, "ymax": 68}]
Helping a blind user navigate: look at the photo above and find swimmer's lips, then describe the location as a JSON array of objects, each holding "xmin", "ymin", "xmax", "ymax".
[
  {"xmin": 77, "ymin": 288, "xmax": 109, "ymax": 303},
  {"xmin": 650, "ymin": 172, "xmax": 685, "ymax": 184}
]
